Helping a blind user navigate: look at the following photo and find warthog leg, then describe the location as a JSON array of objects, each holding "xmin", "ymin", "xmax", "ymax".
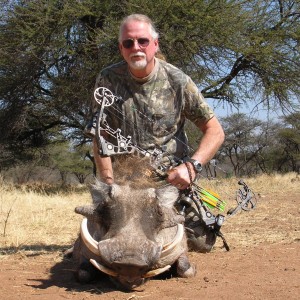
[
  {"xmin": 176, "ymin": 253, "xmax": 196, "ymax": 278},
  {"xmin": 75, "ymin": 260, "xmax": 99, "ymax": 283}
]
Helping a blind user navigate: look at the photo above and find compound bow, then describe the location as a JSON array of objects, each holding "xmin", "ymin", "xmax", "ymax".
[{"xmin": 89, "ymin": 86, "xmax": 258, "ymax": 251}]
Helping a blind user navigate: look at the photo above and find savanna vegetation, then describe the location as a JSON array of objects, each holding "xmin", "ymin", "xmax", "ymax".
[{"xmin": 0, "ymin": 0, "xmax": 299, "ymax": 182}]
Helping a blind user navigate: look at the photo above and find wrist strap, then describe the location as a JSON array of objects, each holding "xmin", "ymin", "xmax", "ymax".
[{"xmin": 184, "ymin": 162, "xmax": 193, "ymax": 188}]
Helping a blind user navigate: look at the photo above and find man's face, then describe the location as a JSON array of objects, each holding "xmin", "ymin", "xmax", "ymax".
[{"xmin": 119, "ymin": 20, "xmax": 159, "ymax": 77}]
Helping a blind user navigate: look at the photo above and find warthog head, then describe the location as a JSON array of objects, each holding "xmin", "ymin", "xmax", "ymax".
[{"xmin": 73, "ymin": 180, "xmax": 195, "ymax": 290}]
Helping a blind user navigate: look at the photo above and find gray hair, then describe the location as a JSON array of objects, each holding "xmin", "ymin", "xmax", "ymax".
[{"xmin": 118, "ymin": 14, "xmax": 159, "ymax": 42}]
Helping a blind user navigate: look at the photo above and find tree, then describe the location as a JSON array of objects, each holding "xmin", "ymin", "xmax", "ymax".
[
  {"xmin": 220, "ymin": 112, "xmax": 300, "ymax": 176},
  {"xmin": 220, "ymin": 113, "xmax": 267, "ymax": 176},
  {"xmin": 274, "ymin": 112, "xmax": 300, "ymax": 172},
  {"xmin": 251, "ymin": 120, "xmax": 281, "ymax": 173},
  {"xmin": 47, "ymin": 142, "xmax": 93, "ymax": 184},
  {"xmin": 0, "ymin": 0, "xmax": 299, "ymax": 166}
]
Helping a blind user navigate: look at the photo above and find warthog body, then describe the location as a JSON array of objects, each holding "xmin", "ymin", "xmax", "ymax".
[{"xmin": 72, "ymin": 181, "xmax": 196, "ymax": 290}]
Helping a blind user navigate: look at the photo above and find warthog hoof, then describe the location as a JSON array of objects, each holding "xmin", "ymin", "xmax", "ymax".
[
  {"xmin": 176, "ymin": 253, "xmax": 197, "ymax": 278},
  {"xmin": 75, "ymin": 261, "xmax": 98, "ymax": 283}
]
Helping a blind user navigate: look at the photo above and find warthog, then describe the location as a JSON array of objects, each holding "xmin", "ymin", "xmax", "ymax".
[{"xmin": 72, "ymin": 180, "xmax": 196, "ymax": 290}]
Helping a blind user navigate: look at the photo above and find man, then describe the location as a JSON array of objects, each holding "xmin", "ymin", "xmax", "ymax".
[
  {"xmin": 91, "ymin": 14, "xmax": 225, "ymax": 190},
  {"xmin": 87, "ymin": 13, "xmax": 225, "ymax": 252}
]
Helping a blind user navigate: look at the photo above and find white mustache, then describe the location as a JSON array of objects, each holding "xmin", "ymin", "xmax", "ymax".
[{"xmin": 129, "ymin": 52, "xmax": 146, "ymax": 58}]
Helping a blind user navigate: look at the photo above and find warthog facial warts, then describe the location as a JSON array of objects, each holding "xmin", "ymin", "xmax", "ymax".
[{"xmin": 72, "ymin": 181, "xmax": 196, "ymax": 290}]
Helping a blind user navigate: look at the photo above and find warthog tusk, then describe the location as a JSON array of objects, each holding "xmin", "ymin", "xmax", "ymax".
[
  {"xmin": 80, "ymin": 218, "xmax": 101, "ymax": 256},
  {"xmin": 143, "ymin": 265, "xmax": 171, "ymax": 278},
  {"xmin": 161, "ymin": 224, "xmax": 184, "ymax": 257},
  {"xmin": 90, "ymin": 258, "xmax": 171, "ymax": 279},
  {"xmin": 90, "ymin": 259, "xmax": 118, "ymax": 277}
]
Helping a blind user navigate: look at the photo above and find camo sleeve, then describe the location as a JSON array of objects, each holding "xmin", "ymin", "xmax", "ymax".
[{"xmin": 183, "ymin": 76, "xmax": 214, "ymax": 124}]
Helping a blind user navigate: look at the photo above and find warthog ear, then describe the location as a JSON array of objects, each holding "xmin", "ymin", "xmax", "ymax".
[
  {"xmin": 75, "ymin": 204, "xmax": 95, "ymax": 217},
  {"xmin": 90, "ymin": 180, "xmax": 113, "ymax": 204},
  {"xmin": 155, "ymin": 185, "xmax": 179, "ymax": 208},
  {"xmin": 91, "ymin": 180, "xmax": 123, "ymax": 204},
  {"xmin": 75, "ymin": 205, "xmax": 102, "ymax": 223}
]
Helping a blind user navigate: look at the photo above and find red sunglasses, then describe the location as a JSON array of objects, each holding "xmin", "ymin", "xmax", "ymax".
[{"xmin": 122, "ymin": 38, "xmax": 150, "ymax": 49}]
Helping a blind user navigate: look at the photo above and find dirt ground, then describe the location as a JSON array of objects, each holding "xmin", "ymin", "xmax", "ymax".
[{"xmin": 0, "ymin": 190, "xmax": 299, "ymax": 300}]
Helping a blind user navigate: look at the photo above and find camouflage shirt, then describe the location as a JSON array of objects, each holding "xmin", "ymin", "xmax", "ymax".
[{"xmin": 93, "ymin": 58, "xmax": 214, "ymax": 159}]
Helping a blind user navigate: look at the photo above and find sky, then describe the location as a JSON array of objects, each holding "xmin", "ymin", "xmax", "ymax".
[{"xmin": 208, "ymin": 99, "xmax": 284, "ymax": 122}]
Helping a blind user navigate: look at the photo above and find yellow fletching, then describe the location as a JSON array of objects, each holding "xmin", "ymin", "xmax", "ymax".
[
  {"xmin": 206, "ymin": 189, "xmax": 220, "ymax": 199},
  {"xmin": 200, "ymin": 195, "xmax": 218, "ymax": 207}
]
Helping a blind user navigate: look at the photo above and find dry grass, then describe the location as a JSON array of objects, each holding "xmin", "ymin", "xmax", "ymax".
[
  {"xmin": 0, "ymin": 173, "xmax": 299, "ymax": 256},
  {"xmin": 0, "ymin": 178, "xmax": 91, "ymax": 254},
  {"xmin": 205, "ymin": 172, "xmax": 300, "ymax": 250},
  {"xmin": 198, "ymin": 172, "xmax": 300, "ymax": 198}
]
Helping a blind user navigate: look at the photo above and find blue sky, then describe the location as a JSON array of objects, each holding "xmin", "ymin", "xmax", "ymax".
[{"xmin": 208, "ymin": 99, "xmax": 284, "ymax": 122}]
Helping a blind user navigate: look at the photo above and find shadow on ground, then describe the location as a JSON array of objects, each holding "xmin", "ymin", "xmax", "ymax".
[
  {"xmin": 31, "ymin": 254, "xmax": 119, "ymax": 295},
  {"xmin": 32, "ymin": 249, "xmax": 176, "ymax": 295},
  {"xmin": 1, "ymin": 244, "xmax": 176, "ymax": 295}
]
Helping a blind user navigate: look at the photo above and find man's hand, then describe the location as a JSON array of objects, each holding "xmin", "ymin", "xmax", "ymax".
[{"xmin": 166, "ymin": 163, "xmax": 196, "ymax": 190}]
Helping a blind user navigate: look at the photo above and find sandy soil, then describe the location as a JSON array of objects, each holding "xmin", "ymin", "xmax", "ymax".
[{"xmin": 0, "ymin": 191, "xmax": 299, "ymax": 300}]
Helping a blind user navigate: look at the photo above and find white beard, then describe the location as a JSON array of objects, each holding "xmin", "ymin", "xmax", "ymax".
[{"xmin": 129, "ymin": 52, "xmax": 147, "ymax": 70}]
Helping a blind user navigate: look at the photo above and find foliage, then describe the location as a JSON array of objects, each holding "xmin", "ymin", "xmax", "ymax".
[
  {"xmin": 219, "ymin": 112, "xmax": 300, "ymax": 175},
  {"xmin": 273, "ymin": 112, "xmax": 300, "ymax": 172},
  {"xmin": 0, "ymin": 0, "xmax": 299, "ymax": 169},
  {"xmin": 46, "ymin": 142, "xmax": 93, "ymax": 184},
  {"xmin": 220, "ymin": 113, "xmax": 264, "ymax": 175}
]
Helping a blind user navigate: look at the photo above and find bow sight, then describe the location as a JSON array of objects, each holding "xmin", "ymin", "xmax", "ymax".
[{"xmin": 89, "ymin": 87, "xmax": 258, "ymax": 251}]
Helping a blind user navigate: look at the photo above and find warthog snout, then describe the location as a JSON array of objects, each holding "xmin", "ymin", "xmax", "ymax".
[
  {"xmin": 98, "ymin": 237, "xmax": 163, "ymax": 273},
  {"xmin": 112, "ymin": 260, "xmax": 149, "ymax": 277}
]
